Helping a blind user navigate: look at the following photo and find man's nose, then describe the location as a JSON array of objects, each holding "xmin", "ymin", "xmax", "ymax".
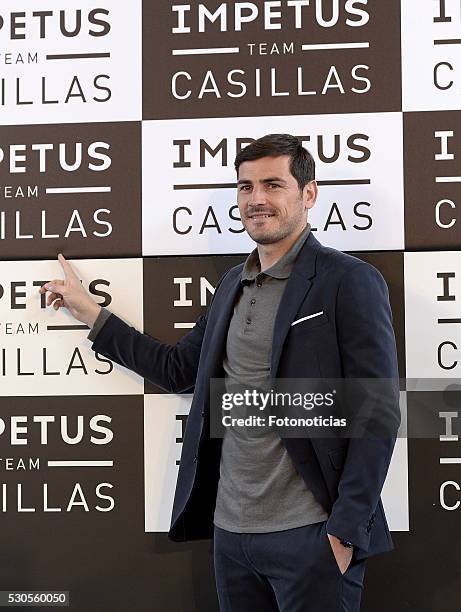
[{"xmin": 249, "ymin": 184, "xmax": 268, "ymax": 204}]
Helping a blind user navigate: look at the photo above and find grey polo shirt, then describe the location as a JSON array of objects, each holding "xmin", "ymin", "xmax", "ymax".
[{"xmin": 213, "ymin": 223, "xmax": 328, "ymax": 533}]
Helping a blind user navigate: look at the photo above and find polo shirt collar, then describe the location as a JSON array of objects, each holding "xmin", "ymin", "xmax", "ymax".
[{"xmin": 241, "ymin": 222, "xmax": 311, "ymax": 283}]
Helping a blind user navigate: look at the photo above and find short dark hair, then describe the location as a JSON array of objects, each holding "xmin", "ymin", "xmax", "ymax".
[{"xmin": 234, "ymin": 133, "xmax": 315, "ymax": 190}]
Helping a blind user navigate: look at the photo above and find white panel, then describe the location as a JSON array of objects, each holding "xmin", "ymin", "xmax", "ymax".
[
  {"xmin": 142, "ymin": 113, "xmax": 404, "ymax": 255},
  {"xmin": 402, "ymin": 0, "xmax": 461, "ymax": 111},
  {"xmin": 405, "ymin": 251, "xmax": 461, "ymax": 389},
  {"xmin": 0, "ymin": 258, "xmax": 143, "ymax": 395},
  {"xmin": 382, "ymin": 392, "xmax": 409, "ymax": 531},
  {"xmin": 144, "ymin": 394, "xmax": 192, "ymax": 532},
  {"xmin": 0, "ymin": 1, "xmax": 141, "ymax": 125}
]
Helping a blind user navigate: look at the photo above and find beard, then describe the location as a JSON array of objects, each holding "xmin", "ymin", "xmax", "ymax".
[{"xmin": 243, "ymin": 202, "xmax": 306, "ymax": 245}]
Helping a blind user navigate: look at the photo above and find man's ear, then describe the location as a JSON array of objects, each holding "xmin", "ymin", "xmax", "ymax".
[{"xmin": 303, "ymin": 180, "xmax": 318, "ymax": 210}]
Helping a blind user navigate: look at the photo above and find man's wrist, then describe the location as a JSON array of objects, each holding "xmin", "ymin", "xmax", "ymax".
[{"xmin": 85, "ymin": 303, "xmax": 102, "ymax": 328}]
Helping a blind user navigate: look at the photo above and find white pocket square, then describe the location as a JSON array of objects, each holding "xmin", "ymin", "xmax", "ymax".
[{"xmin": 290, "ymin": 311, "xmax": 324, "ymax": 327}]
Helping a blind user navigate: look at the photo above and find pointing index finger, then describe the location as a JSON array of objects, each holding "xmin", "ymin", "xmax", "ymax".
[{"xmin": 57, "ymin": 253, "xmax": 76, "ymax": 279}]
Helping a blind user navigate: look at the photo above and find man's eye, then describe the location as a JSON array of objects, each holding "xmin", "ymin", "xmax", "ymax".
[
  {"xmin": 240, "ymin": 185, "xmax": 251, "ymax": 191},
  {"xmin": 268, "ymin": 183, "xmax": 279, "ymax": 189}
]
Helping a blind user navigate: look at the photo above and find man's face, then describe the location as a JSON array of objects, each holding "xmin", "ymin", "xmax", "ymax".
[{"xmin": 237, "ymin": 155, "xmax": 316, "ymax": 245}]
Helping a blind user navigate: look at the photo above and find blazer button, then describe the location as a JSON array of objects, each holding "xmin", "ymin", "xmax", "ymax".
[{"xmin": 193, "ymin": 455, "xmax": 198, "ymax": 463}]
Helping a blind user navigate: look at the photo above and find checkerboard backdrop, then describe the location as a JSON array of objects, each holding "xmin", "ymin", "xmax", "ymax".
[{"xmin": 0, "ymin": 1, "xmax": 460, "ymax": 610}]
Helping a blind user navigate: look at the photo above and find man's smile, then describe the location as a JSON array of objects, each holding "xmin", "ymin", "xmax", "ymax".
[{"xmin": 247, "ymin": 212, "xmax": 276, "ymax": 220}]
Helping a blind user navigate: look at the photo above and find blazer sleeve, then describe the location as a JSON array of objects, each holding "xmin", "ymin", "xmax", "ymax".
[
  {"xmin": 88, "ymin": 267, "xmax": 234, "ymax": 393},
  {"xmin": 325, "ymin": 262, "xmax": 401, "ymax": 554},
  {"xmin": 89, "ymin": 312, "xmax": 207, "ymax": 394}
]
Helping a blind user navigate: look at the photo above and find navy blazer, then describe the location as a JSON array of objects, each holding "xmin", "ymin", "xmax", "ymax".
[{"xmin": 91, "ymin": 232, "xmax": 401, "ymax": 561}]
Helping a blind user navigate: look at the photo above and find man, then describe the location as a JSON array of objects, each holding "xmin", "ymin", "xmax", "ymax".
[{"xmin": 39, "ymin": 134, "xmax": 400, "ymax": 611}]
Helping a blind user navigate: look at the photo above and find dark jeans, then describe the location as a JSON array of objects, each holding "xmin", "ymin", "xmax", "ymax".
[{"xmin": 213, "ymin": 521, "xmax": 367, "ymax": 612}]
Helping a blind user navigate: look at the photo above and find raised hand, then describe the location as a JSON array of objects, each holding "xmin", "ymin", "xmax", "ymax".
[{"xmin": 38, "ymin": 253, "xmax": 102, "ymax": 328}]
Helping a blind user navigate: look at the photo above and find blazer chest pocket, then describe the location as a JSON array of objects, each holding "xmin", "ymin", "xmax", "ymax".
[{"xmin": 290, "ymin": 311, "xmax": 329, "ymax": 333}]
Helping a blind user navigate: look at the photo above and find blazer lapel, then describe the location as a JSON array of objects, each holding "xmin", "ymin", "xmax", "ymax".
[
  {"xmin": 270, "ymin": 232, "xmax": 322, "ymax": 377},
  {"xmin": 203, "ymin": 268, "xmax": 242, "ymax": 376}
]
